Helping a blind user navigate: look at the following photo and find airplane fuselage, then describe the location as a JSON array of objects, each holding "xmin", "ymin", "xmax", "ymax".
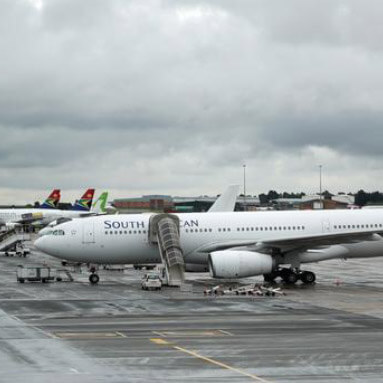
[{"xmin": 35, "ymin": 209, "xmax": 383, "ymax": 265}]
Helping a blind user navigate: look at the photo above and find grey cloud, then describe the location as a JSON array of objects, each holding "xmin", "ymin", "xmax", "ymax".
[{"xmin": 0, "ymin": 0, "xmax": 383, "ymax": 201}]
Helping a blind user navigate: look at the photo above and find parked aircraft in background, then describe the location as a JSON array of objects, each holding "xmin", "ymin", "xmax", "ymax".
[
  {"xmin": 35, "ymin": 208, "xmax": 383, "ymax": 284},
  {"xmin": 0, "ymin": 189, "xmax": 96, "ymax": 229},
  {"xmin": 0, "ymin": 189, "xmax": 61, "ymax": 228},
  {"xmin": 38, "ymin": 191, "xmax": 113, "ymax": 236}
]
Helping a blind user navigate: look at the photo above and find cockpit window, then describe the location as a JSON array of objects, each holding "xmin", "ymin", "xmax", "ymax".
[{"xmin": 53, "ymin": 229, "xmax": 65, "ymax": 236}]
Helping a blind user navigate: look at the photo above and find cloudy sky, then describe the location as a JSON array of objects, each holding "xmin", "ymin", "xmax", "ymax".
[{"xmin": 1, "ymin": 0, "xmax": 383, "ymax": 204}]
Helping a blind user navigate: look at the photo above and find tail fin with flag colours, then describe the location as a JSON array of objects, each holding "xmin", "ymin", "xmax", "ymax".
[
  {"xmin": 72, "ymin": 189, "xmax": 95, "ymax": 211},
  {"xmin": 40, "ymin": 189, "xmax": 61, "ymax": 209}
]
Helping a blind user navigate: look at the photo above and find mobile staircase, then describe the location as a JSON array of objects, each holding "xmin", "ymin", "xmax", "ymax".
[
  {"xmin": 149, "ymin": 214, "xmax": 185, "ymax": 287},
  {"xmin": 0, "ymin": 228, "xmax": 30, "ymax": 255}
]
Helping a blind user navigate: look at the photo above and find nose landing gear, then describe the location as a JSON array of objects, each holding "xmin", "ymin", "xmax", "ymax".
[{"xmin": 89, "ymin": 270, "xmax": 100, "ymax": 284}]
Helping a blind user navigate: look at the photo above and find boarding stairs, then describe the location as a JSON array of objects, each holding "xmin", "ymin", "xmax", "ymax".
[
  {"xmin": 0, "ymin": 229, "xmax": 30, "ymax": 252},
  {"xmin": 149, "ymin": 214, "xmax": 185, "ymax": 287}
]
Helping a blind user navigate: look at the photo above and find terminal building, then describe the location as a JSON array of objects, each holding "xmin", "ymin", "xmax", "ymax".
[
  {"xmin": 111, "ymin": 194, "xmax": 356, "ymax": 214},
  {"xmin": 112, "ymin": 195, "xmax": 260, "ymax": 214}
]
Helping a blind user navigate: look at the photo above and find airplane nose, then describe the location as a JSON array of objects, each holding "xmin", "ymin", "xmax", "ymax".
[{"xmin": 34, "ymin": 236, "xmax": 51, "ymax": 254}]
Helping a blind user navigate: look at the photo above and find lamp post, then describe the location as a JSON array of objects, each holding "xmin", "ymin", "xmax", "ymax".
[
  {"xmin": 243, "ymin": 164, "xmax": 246, "ymax": 211},
  {"xmin": 319, "ymin": 165, "xmax": 323, "ymax": 209}
]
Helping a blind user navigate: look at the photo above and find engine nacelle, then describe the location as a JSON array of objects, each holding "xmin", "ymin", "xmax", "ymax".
[{"xmin": 208, "ymin": 251, "xmax": 273, "ymax": 279}]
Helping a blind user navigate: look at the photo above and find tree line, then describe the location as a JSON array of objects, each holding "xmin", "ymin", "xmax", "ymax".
[{"xmin": 240, "ymin": 190, "xmax": 383, "ymax": 207}]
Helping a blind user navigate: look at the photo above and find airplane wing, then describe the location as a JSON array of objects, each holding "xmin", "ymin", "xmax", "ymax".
[
  {"xmin": 208, "ymin": 185, "xmax": 240, "ymax": 212},
  {"xmin": 195, "ymin": 230, "xmax": 382, "ymax": 254}
]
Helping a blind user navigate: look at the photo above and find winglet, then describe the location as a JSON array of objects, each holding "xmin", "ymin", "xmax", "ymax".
[
  {"xmin": 40, "ymin": 189, "xmax": 61, "ymax": 209},
  {"xmin": 209, "ymin": 185, "xmax": 240, "ymax": 212}
]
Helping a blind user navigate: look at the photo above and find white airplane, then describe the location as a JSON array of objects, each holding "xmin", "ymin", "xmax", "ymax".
[
  {"xmin": 0, "ymin": 189, "xmax": 96, "ymax": 229},
  {"xmin": 0, "ymin": 189, "xmax": 61, "ymax": 228},
  {"xmin": 35, "ymin": 207, "xmax": 383, "ymax": 284}
]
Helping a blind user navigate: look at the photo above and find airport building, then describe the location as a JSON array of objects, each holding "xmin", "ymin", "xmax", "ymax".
[{"xmin": 112, "ymin": 195, "xmax": 261, "ymax": 213}]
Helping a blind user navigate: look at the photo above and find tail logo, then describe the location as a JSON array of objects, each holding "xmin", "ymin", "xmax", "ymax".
[
  {"xmin": 73, "ymin": 189, "xmax": 95, "ymax": 211},
  {"xmin": 41, "ymin": 189, "xmax": 61, "ymax": 209}
]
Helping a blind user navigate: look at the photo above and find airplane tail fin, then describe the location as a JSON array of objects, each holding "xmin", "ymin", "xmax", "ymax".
[
  {"xmin": 72, "ymin": 189, "xmax": 95, "ymax": 211},
  {"xmin": 40, "ymin": 189, "xmax": 61, "ymax": 209},
  {"xmin": 91, "ymin": 191, "xmax": 109, "ymax": 214},
  {"xmin": 208, "ymin": 185, "xmax": 240, "ymax": 212}
]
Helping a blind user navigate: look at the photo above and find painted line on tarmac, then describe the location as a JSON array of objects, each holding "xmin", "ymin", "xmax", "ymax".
[{"xmin": 150, "ymin": 338, "xmax": 274, "ymax": 382}]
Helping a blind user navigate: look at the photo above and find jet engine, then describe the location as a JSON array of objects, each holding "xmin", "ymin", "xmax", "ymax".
[{"xmin": 208, "ymin": 250, "xmax": 274, "ymax": 279}]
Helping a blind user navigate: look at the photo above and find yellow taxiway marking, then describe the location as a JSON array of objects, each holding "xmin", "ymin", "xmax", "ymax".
[
  {"xmin": 150, "ymin": 338, "xmax": 171, "ymax": 345},
  {"xmin": 152, "ymin": 329, "xmax": 233, "ymax": 337},
  {"xmin": 150, "ymin": 338, "xmax": 273, "ymax": 382}
]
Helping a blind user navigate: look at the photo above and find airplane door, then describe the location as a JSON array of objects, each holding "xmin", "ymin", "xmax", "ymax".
[
  {"xmin": 83, "ymin": 221, "xmax": 95, "ymax": 243},
  {"xmin": 322, "ymin": 219, "xmax": 331, "ymax": 233}
]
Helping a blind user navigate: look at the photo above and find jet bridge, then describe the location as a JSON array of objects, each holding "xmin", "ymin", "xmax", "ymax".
[
  {"xmin": 0, "ymin": 229, "xmax": 30, "ymax": 253},
  {"xmin": 149, "ymin": 214, "xmax": 185, "ymax": 287}
]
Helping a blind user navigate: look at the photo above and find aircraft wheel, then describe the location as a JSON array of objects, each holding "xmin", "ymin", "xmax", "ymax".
[
  {"xmin": 283, "ymin": 270, "xmax": 299, "ymax": 284},
  {"xmin": 263, "ymin": 272, "xmax": 277, "ymax": 283},
  {"xmin": 301, "ymin": 271, "xmax": 316, "ymax": 284},
  {"xmin": 89, "ymin": 273, "xmax": 100, "ymax": 284}
]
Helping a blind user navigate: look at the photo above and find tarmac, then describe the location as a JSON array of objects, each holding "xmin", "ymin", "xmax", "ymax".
[{"xmin": 0, "ymin": 238, "xmax": 383, "ymax": 382}]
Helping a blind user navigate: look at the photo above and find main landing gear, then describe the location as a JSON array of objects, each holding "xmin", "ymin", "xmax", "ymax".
[{"xmin": 263, "ymin": 268, "xmax": 316, "ymax": 285}]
